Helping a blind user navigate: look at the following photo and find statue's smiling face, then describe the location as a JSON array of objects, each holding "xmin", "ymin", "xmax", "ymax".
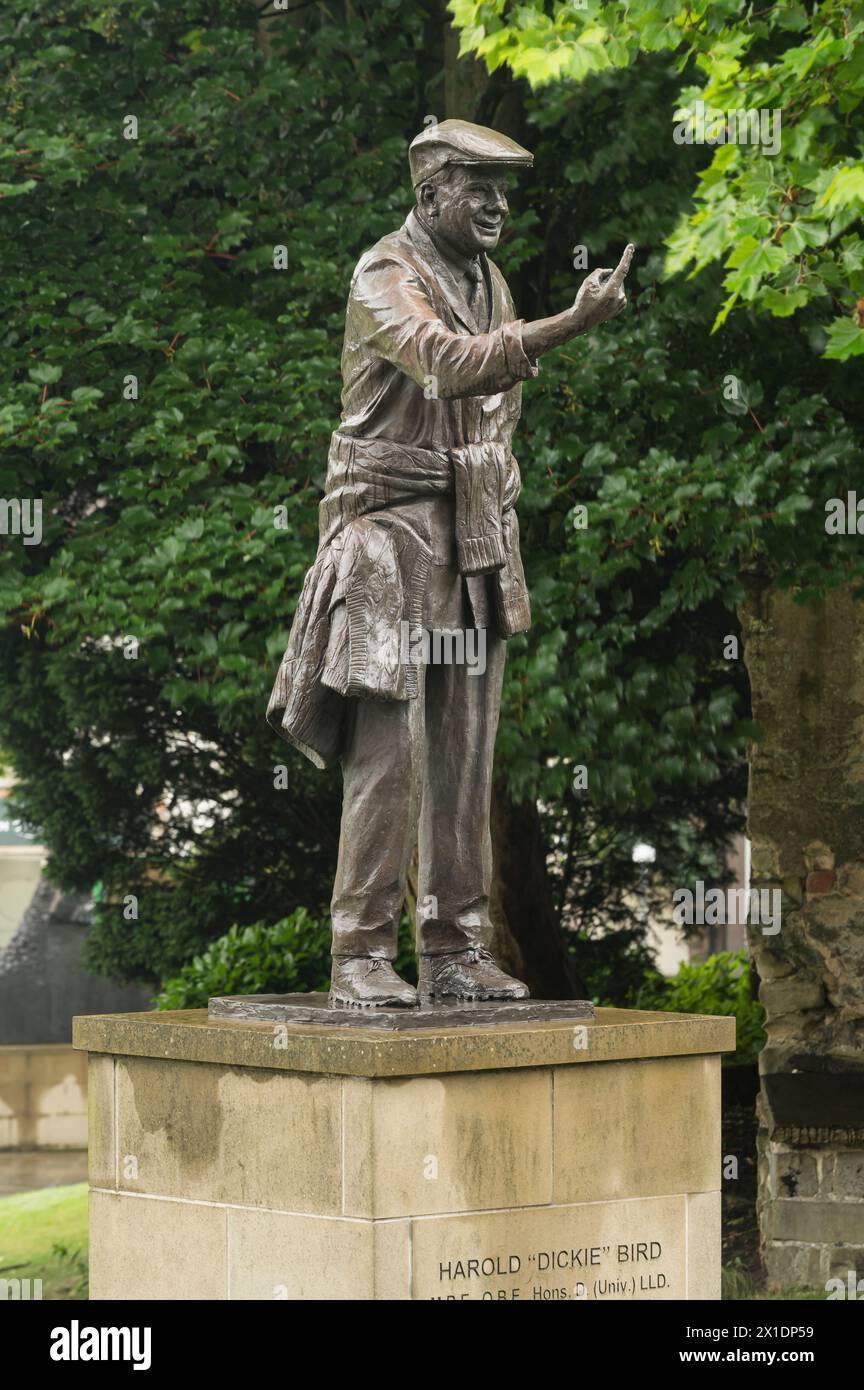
[{"xmin": 420, "ymin": 166, "xmax": 510, "ymax": 257}]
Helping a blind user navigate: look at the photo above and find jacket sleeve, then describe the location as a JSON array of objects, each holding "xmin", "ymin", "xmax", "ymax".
[{"xmin": 351, "ymin": 254, "xmax": 539, "ymax": 400}]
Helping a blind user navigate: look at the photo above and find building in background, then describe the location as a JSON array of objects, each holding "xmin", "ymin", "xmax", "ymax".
[
  {"xmin": 0, "ymin": 774, "xmax": 149, "ymax": 1047},
  {"xmin": 633, "ymin": 833, "xmax": 750, "ymax": 976},
  {"xmin": 0, "ymin": 773, "xmax": 44, "ymax": 955}
]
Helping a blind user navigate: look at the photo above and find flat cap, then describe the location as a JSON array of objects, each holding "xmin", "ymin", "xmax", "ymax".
[{"xmin": 409, "ymin": 118, "xmax": 533, "ymax": 188}]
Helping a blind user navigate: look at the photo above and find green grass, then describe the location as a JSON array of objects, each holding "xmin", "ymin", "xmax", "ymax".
[{"xmin": 0, "ymin": 1183, "xmax": 88, "ymax": 1300}]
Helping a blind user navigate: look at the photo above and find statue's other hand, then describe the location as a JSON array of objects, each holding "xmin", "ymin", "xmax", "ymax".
[{"xmin": 574, "ymin": 243, "xmax": 634, "ymax": 332}]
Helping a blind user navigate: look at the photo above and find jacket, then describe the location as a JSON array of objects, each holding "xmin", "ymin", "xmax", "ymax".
[{"xmin": 266, "ymin": 209, "xmax": 536, "ymax": 768}]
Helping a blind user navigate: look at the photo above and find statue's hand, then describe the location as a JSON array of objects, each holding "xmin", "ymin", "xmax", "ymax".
[
  {"xmin": 520, "ymin": 244, "xmax": 635, "ymax": 360},
  {"xmin": 573, "ymin": 244, "xmax": 634, "ymax": 333}
]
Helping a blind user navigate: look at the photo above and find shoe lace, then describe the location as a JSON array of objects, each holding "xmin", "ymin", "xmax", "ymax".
[{"xmin": 465, "ymin": 947, "xmax": 494, "ymax": 965}]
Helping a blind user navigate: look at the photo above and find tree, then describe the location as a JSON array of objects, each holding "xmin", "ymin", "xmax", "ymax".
[
  {"xmin": 0, "ymin": 0, "xmax": 425, "ymax": 980},
  {"xmin": 2, "ymin": 1, "xmax": 858, "ymax": 997},
  {"xmin": 450, "ymin": 0, "xmax": 864, "ymax": 356}
]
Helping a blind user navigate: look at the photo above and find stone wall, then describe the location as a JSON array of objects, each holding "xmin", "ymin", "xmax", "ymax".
[
  {"xmin": 0, "ymin": 1044, "xmax": 87, "ymax": 1149},
  {"xmin": 741, "ymin": 581, "xmax": 864, "ymax": 1290}
]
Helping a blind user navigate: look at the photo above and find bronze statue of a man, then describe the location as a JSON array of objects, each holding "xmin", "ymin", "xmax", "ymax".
[{"xmin": 267, "ymin": 119, "xmax": 633, "ymax": 1008}]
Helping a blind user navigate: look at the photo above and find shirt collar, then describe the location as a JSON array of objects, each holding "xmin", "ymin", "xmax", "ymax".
[
  {"xmin": 409, "ymin": 208, "xmax": 483, "ymax": 281},
  {"xmin": 404, "ymin": 209, "xmax": 487, "ymax": 334}
]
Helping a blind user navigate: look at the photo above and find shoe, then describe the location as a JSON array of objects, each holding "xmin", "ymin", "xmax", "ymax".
[
  {"xmin": 418, "ymin": 946, "xmax": 529, "ymax": 1003},
  {"xmin": 330, "ymin": 957, "xmax": 418, "ymax": 1009}
]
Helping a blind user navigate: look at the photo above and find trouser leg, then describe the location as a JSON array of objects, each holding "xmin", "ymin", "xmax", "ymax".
[
  {"xmin": 330, "ymin": 681, "xmax": 424, "ymax": 960},
  {"xmin": 416, "ymin": 628, "xmax": 506, "ymax": 955}
]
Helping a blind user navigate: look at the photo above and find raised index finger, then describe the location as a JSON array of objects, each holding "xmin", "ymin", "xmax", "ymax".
[{"xmin": 608, "ymin": 243, "xmax": 635, "ymax": 291}]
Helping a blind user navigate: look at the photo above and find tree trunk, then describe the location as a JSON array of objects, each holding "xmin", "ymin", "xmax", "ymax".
[
  {"xmin": 489, "ymin": 784, "xmax": 588, "ymax": 999},
  {"xmin": 442, "ymin": 17, "xmax": 488, "ymax": 120},
  {"xmin": 740, "ymin": 579, "xmax": 864, "ymax": 1291}
]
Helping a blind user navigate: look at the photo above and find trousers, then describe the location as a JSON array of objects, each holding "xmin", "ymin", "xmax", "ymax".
[{"xmin": 330, "ymin": 497, "xmax": 506, "ymax": 959}]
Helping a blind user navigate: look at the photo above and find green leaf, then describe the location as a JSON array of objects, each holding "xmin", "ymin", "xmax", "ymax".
[
  {"xmin": 823, "ymin": 316, "xmax": 864, "ymax": 359},
  {"xmin": 27, "ymin": 363, "xmax": 63, "ymax": 385}
]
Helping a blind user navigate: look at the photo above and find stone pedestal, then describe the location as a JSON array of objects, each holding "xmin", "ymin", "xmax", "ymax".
[{"xmin": 73, "ymin": 1006, "xmax": 734, "ymax": 1301}]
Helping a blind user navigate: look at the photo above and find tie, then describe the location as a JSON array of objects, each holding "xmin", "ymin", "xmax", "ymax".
[{"xmin": 466, "ymin": 259, "xmax": 483, "ymax": 317}]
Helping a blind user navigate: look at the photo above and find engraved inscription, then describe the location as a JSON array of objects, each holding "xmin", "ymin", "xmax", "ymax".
[{"xmin": 431, "ymin": 1238, "xmax": 669, "ymax": 1300}]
